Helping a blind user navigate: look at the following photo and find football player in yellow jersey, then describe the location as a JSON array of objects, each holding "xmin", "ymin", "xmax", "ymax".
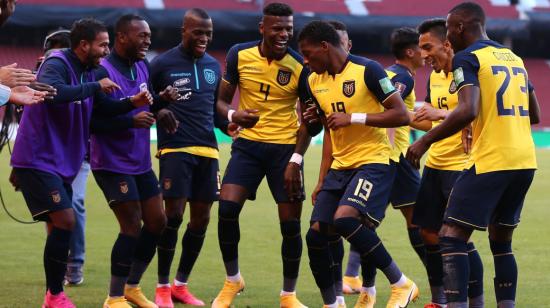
[
  {"xmin": 407, "ymin": 3, "xmax": 541, "ymax": 307},
  {"xmin": 298, "ymin": 21, "xmax": 418, "ymax": 308},
  {"xmin": 212, "ymin": 3, "xmax": 321, "ymax": 308},
  {"xmin": 412, "ymin": 18, "xmax": 484, "ymax": 308}
]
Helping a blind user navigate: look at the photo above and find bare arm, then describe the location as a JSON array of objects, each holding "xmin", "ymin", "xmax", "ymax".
[{"xmin": 528, "ymin": 90, "xmax": 541, "ymax": 125}]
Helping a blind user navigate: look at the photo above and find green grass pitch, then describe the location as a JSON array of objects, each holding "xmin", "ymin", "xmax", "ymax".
[{"xmin": 1, "ymin": 145, "xmax": 549, "ymax": 307}]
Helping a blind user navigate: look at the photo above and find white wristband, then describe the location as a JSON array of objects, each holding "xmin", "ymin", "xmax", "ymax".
[
  {"xmin": 289, "ymin": 153, "xmax": 303, "ymax": 165},
  {"xmin": 227, "ymin": 109, "xmax": 235, "ymax": 122},
  {"xmin": 351, "ymin": 113, "xmax": 367, "ymax": 124}
]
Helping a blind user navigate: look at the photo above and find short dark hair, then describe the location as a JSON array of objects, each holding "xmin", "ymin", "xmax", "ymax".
[
  {"xmin": 418, "ymin": 18, "xmax": 447, "ymax": 41},
  {"xmin": 43, "ymin": 29, "xmax": 71, "ymax": 51},
  {"xmin": 186, "ymin": 8, "xmax": 210, "ymax": 20},
  {"xmin": 115, "ymin": 14, "xmax": 145, "ymax": 34},
  {"xmin": 327, "ymin": 20, "xmax": 347, "ymax": 32},
  {"xmin": 298, "ymin": 20, "xmax": 340, "ymax": 46},
  {"xmin": 70, "ymin": 18, "xmax": 107, "ymax": 49},
  {"xmin": 263, "ymin": 2, "xmax": 293, "ymax": 16},
  {"xmin": 449, "ymin": 2, "xmax": 486, "ymax": 26},
  {"xmin": 390, "ymin": 27, "xmax": 419, "ymax": 59}
]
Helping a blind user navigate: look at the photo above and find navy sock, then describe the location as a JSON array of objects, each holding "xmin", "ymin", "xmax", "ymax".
[
  {"xmin": 176, "ymin": 225, "xmax": 206, "ymax": 283},
  {"xmin": 345, "ymin": 244, "xmax": 361, "ymax": 277},
  {"xmin": 127, "ymin": 227, "xmax": 160, "ymax": 285},
  {"xmin": 157, "ymin": 216, "xmax": 182, "ymax": 284},
  {"xmin": 440, "ymin": 236, "xmax": 469, "ymax": 304},
  {"xmin": 44, "ymin": 227, "xmax": 72, "ymax": 295},
  {"xmin": 333, "ymin": 217, "xmax": 400, "ymax": 284},
  {"xmin": 360, "ymin": 256, "xmax": 376, "ymax": 288},
  {"xmin": 328, "ymin": 235, "xmax": 344, "ymax": 296},
  {"xmin": 467, "ymin": 242, "xmax": 484, "ymax": 300},
  {"xmin": 110, "ymin": 233, "xmax": 138, "ymax": 296},
  {"xmin": 280, "ymin": 220, "xmax": 302, "ymax": 292},
  {"xmin": 218, "ymin": 200, "xmax": 242, "ymax": 276},
  {"xmin": 425, "ymin": 244, "xmax": 446, "ymax": 304},
  {"xmin": 408, "ymin": 227, "xmax": 426, "ymax": 265},
  {"xmin": 306, "ymin": 228, "xmax": 336, "ymax": 304},
  {"xmin": 490, "ymin": 240, "xmax": 517, "ymax": 304}
]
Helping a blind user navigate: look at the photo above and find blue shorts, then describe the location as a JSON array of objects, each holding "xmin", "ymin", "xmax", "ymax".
[
  {"xmin": 413, "ymin": 166, "xmax": 462, "ymax": 231},
  {"xmin": 311, "ymin": 163, "xmax": 394, "ymax": 227},
  {"xmin": 92, "ymin": 169, "xmax": 160, "ymax": 207},
  {"xmin": 389, "ymin": 154, "xmax": 420, "ymax": 209},
  {"xmin": 222, "ymin": 138, "xmax": 304, "ymax": 203},
  {"xmin": 14, "ymin": 168, "xmax": 74, "ymax": 221},
  {"xmin": 159, "ymin": 152, "xmax": 220, "ymax": 202},
  {"xmin": 444, "ymin": 165, "xmax": 535, "ymax": 230}
]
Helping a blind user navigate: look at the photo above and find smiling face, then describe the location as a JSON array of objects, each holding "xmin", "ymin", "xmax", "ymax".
[
  {"xmin": 119, "ymin": 19, "xmax": 151, "ymax": 61},
  {"xmin": 260, "ymin": 15, "xmax": 293, "ymax": 59},
  {"xmin": 83, "ymin": 31, "xmax": 110, "ymax": 67},
  {"xmin": 419, "ymin": 30, "xmax": 452, "ymax": 73},
  {"xmin": 182, "ymin": 14, "xmax": 213, "ymax": 58}
]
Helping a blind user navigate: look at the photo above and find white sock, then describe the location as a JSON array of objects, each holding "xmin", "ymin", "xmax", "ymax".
[
  {"xmin": 227, "ymin": 272, "xmax": 241, "ymax": 283},
  {"xmin": 156, "ymin": 283, "xmax": 170, "ymax": 288},
  {"xmin": 126, "ymin": 283, "xmax": 139, "ymax": 288},
  {"xmin": 280, "ymin": 290, "xmax": 295, "ymax": 296},
  {"xmin": 173, "ymin": 279, "xmax": 187, "ymax": 287},
  {"xmin": 361, "ymin": 286, "xmax": 376, "ymax": 296},
  {"xmin": 326, "ymin": 302, "xmax": 338, "ymax": 308},
  {"xmin": 337, "ymin": 296, "xmax": 345, "ymax": 305},
  {"xmin": 391, "ymin": 274, "xmax": 407, "ymax": 288}
]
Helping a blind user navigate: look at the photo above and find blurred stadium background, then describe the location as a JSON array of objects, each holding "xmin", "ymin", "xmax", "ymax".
[{"xmin": 1, "ymin": 0, "xmax": 550, "ymax": 143}]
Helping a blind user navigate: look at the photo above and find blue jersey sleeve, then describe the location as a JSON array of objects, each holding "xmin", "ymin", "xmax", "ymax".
[
  {"xmin": 390, "ymin": 71, "xmax": 414, "ymax": 100},
  {"xmin": 364, "ymin": 60, "xmax": 397, "ymax": 103},
  {"xmin": 452, "ymin": 51, "xmax": 480, "ymax": 89},
  {"xmin": 425, "ymin": 77, "xmax": 431, "ymax": 103},
  {"xmin": 223, "ymin": 44, "xmax": 239, "ymax": 85}
]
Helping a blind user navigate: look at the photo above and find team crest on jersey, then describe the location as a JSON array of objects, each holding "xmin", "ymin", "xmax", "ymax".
[
  {"xmin": 394, "ymin": 82, "xmax": 407, "ymax": 95},
  {"xmin": 277, "ymin": 69, "xmax": 292, "ymax": 86},
  {"xmin": 449, "ymin": 80, "xmax": 458, "ymax": 94},
  {"xmin": 119, "ymin": 181, "xmax": 129, "ymax": 194},
  {"xmin": 203, "ymin": 69, "xmax": 216, "ymax": 85},
  {"xmin": 51, "ymin": 190, "xmax": 61, "ymax": 204},
  {"xmin": 163, "ymin": 178, "xmax": 172, "ymax": 190},
  {"xmin": 343, "ymin": 80, "xmax": 355, "ymax": 98}
]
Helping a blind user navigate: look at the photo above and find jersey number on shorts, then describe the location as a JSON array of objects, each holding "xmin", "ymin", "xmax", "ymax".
[
  {"xmin": 354, "ymin": 178, "xmax": 373, "ymax": 202},
  {"xmin": 491, "ymin": 65, "xmax": 529, "ymax": 117}
]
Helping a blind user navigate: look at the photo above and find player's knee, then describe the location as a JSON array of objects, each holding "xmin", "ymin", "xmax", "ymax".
[
  {"xmin": 489, "ymin": 239, "xmax": 513, "ymax": 256},
  {"xmin": 218, "ymin": 199, "xmax": 242, "ymax": 220},
  {"xmin": 147, "ymin": 214, "xmax": 167, "ymax": 235},
  {"xmin": 439, "ymin": 222, "xmax": 471, "ymax": 241},
  {"xmin": 488, "ymin": 224, "xmax": 514, "ymax": 242},
  {"xmin": 280, "ymin": 219, "xmax": 301, "ymax": 238},
  {"xmin": 189, "ymin": 214, "xmax": 210, "ymax": 230},
  {"xmin": 121, "ymin": 217, "xmax": 142, "ymax": 237},
  {"xmin": 333, "ymin": 216, "xmax": 361, "ymax": 238},
  {"xmin": 421, "ymin": 228, "xmax": 440, "ymax": 245},
  {"xmin": 306, "ymin": 227, "xmax": 325, "ymax": 247}
]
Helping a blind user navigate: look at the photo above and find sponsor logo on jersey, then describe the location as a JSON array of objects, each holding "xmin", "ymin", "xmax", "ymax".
[
  {"xmin": 453, "ymin": 67, "xmax": 465, "ymax": 85},
  {"xmin": 204, "ymin": 69, "xmax": 216, "ymax": 85},
  {"xmin": 173, "ymin": 78, "xmax": 191, "ymax": 88},
  {"xmin": 277, "ymin": 69, "xmax": 292, "ymax": 86},
  {"xmin": 170, "ymin": 72, "xmax": 192, "ymax": 77},
  {"xmin": 343, "ymin": 80, "xmax": 355, "ymax": 98}
]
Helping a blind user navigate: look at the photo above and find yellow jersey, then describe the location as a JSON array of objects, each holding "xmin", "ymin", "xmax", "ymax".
[
  {"xmin": 425, "ymin": 70, "xmax": 469, "ymax": 170},
  {"xmin": 386, "ymin": 64, "xmax": 416, "ymax": 162},
  {"xmin": 309, "ymin": 54, "xmax": 397, "ymax": 170},
  {"xmin": 223, "ymin": 41, "xmax": 308, "ymax": 144},
  {"xmin": 452, "ymin": 40, "xmax": 536, "ymax": 173}
]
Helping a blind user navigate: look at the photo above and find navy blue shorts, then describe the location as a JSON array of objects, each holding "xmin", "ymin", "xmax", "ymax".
[
  {"xmin": 222, "ymin": 138, "xmax": 304, "ymax": 203},
  {"xmin": 14, "ymin": 168, "xmax": 73, "ymax": 221},
  {"xmin": 389, "ymin": 154, "xmax": 420, "ymax": 209},
  {"xmin": 413, "ymin": 166, "xmax": 462, "ymax": 231},
  {"xmin": 92, "ymin": 169, "xmax": 160, "ymax": 207},
  {"xmin": 311, "ymin": 163, "xmax": 394, "ymax": 227},
  {"xmin": 159, "ymin": 152, "xmax": 220, "ymax": 202},
  {"xmin": 444, "ymin": 165, "xmax": 535, "ymax": 230}
]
